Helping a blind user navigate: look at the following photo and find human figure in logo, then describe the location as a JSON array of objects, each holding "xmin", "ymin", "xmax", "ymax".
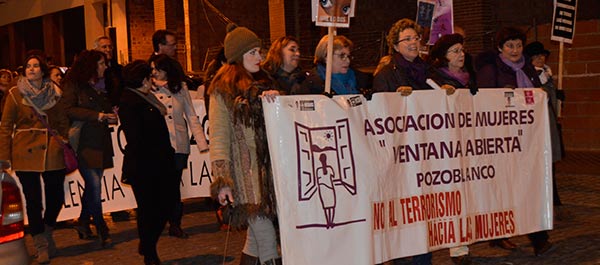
[{"xmin": 315, "ymin": 153, "xmax": 336, "ymax": 228}]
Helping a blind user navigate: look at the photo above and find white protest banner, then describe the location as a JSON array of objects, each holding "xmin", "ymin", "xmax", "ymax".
[
  {"xmin": 263, "ymin": 89, "xmax": 552, "ymax": 264},
  {"xmin": 16, "ymin": 97, "xmax": 213, "ymax": 223}
]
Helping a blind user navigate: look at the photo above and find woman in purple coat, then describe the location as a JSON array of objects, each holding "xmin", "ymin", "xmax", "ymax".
[{"xmin": 475, "ymin": 26, "xmax": 554, "ymax": 257}]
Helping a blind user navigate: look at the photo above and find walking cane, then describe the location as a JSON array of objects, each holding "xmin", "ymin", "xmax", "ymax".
[{"xmin": 222, "ymin": 196, "xmax": 233, "ymax": 265}]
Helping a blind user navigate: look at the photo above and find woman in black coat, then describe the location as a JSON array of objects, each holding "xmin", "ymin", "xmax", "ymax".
[
  {"xmin": 62, "ymin": 50, "xmax": 116, "ymax": 246},
  {"xmin": 119, "ymin": 60, "xmax": 178, "ymax": 265}
]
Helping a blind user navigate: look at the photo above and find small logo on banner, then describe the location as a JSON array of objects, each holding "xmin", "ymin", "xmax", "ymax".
[
  {"xmin": 346, "ymin": 96, "xmax": 362, "ymax": 107},
  {"xmin": 297, "ymin": 100, "xmax": 315, "ymax": 111},
  {"xmin": 294, "ymin": 119, "xmax": 365, "ymax": 229},
  {"xmin": 524, "ymin": 90, "xmax": 535, "ymax": 105},
  {"xmin": 504, "ymin": 91, "xmax": 515, "ymax": 107}
]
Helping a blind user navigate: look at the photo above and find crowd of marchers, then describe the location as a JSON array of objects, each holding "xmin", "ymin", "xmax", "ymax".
[{"xmin": 0, "ymin": 16, "xmax": 566, "ymax": 265}]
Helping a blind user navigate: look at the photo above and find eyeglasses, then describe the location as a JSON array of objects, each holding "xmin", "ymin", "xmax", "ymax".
[
  {"xmin": 395, "ymin": 35, "xmax": 421, "ymax": 44},
  {"xmin": 447, "ymin": 48, "xmax": 466, "ymax": 54},
  {"xmin": 334, "ymin": 53, "xmax": 353, "ymax": 61}
]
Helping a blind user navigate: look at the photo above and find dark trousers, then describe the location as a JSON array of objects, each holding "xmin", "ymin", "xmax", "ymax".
[
  {"xmin": 552, "ymin": 164, "xmax": 562, "ymax": 206},
  {"xmin": 131, "ymin": 174, "xmax": 178, "ymax": 259},
  {"xmin": 16, "ymin": 170, "xmax": 66, "ymax": 235},
  {"xmin": 168, "ymin": 153, "xmax": 188, "ymax": 227},
  {"xmin": 528, "ymin": 231, "xmax": 549, "ymax": 248},
  {"xmin": 391, "ymin": 252, "xmax": 432, "ymax": 265}
]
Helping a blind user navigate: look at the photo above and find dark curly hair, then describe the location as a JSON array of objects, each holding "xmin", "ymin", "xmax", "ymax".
[{"xmin": 64, "ymin": 50, "xmax": 106, "ymax": 85}]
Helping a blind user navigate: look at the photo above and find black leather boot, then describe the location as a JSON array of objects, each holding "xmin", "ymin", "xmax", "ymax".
[
  {"xmin": 97, "ymin": 223, "xmax": 113, "ymax": 248},
  {"xmin": 74, "ymin": 218, "xmax": 96, "ymax": 240}
]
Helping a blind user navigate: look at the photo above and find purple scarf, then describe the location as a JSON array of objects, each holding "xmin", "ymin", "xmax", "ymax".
[
  {"xmin": 499, "ymin": 55, "xmax": 534, "ymax": 88},
  {"xmin": 440, "ymin": 67, "xmax": 470, "ymax": 87}
]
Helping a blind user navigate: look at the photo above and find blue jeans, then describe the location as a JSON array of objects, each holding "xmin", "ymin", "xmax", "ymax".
[{"xmin": 79, "ymin": 167, "xmax": 107, "ymax": 227}]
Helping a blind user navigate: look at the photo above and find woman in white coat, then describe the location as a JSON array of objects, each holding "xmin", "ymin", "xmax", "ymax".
[{"xmin": 149, "ymin": 54, "xmax": 209, "ymax": 238}]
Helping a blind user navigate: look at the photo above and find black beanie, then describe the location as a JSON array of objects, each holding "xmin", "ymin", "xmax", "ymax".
[
  {"xmin": 430, "ymin": 33, "xmax": 464, "ymax": 64},
  {"xmin": 224, "ymin": 23, "xmax": 261, "ymax": 64}
]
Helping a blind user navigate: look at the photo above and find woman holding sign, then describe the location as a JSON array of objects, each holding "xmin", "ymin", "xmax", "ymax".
[
  {"xmin": 475, "ymin": 26, "xmax": 554, "ymax": 257},
  {"xmin": 208, "ymin": 23, "xmax": 281, "ymax": 265},
  {"xmin": 292, "ymin": 35, "xmax": 371, "ymax": 95}
]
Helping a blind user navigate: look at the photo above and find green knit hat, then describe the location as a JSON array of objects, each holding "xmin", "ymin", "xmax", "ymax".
[{"xmin": 224, "ymin": 23, "xmax": 261, "ymax": 64}]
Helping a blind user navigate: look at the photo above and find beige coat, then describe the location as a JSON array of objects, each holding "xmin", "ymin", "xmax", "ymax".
[{"xmin": 0, "ymin": 86, "xmax": 69, "ymax": 171}]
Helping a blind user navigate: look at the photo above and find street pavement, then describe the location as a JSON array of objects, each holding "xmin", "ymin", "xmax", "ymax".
[{"xmin": 24, "ymin": 151, "xmax": 600, "ymax": 265}]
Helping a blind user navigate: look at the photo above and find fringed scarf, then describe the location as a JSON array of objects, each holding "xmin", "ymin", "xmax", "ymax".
[
  {"xmin": 500, "ymin": 55, "xmax": 534, "ymax": 88},
  {"xmin": 218, "ymin": 79, "xmax": 277, "ymax": 228}
]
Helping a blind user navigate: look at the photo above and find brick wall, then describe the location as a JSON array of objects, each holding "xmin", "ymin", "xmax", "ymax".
[
  {"xmin": 531, "ymin": 20, "xmax": 600, "ymax": 151},
  {"xmin": 127, "ymin": 0, "xmax": 154, "ymax": 61},
  {"xmin": 122, "ymin": 0, "xmax": 600, "ymax": 151}
]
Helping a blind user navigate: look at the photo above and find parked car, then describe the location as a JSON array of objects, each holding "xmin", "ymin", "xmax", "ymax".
[{"xmin": 0, "ymin": 160, "xmax": 29, "ymax": 264}]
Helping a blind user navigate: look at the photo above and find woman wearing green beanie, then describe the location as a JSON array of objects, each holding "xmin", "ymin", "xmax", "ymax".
[{"xmin": 208, "ymin": 23, "xmax": 282, "ymax": 265}]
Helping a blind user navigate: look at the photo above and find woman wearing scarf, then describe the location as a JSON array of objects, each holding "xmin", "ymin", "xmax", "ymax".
[
  {"xmin": 262, "ymin": 36, "xmax": 304, "ymax": 95},
  {"xmin": 0, "ymin": 54, "xmax": 69, "ymax": 264},
  {"xmin": 292, "ymin": 35, "xmax": 371, "ymax": 95},
  {"xmin": 427, "ymin": 33, "xmax": 478, "ymax": 96},
  {"xmin": 119, "ymin": 60, "xmax": 178, "ymax": 265},
  {"xmin": 373, "ymin": 18, "xmax": 432, "ymax": 95},
  {"xmin": 427, "ymin": 33, "xmax": 478, "ymax": 265},
  {"xmin": 62, "ymin": 50, "xmax": 116, "ymax": 247},
  {"xmin": 209, "ymin": 23, "xmax": 281, "ymax": 265},
  {"xmin": 475, "ymin": 26, "xmax": 554, "ymax": 257}
]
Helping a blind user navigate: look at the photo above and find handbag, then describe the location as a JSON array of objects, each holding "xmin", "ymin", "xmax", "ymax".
[{"xmin": 25, "ymin": 96, "xmax": 79, "ymax": 174}]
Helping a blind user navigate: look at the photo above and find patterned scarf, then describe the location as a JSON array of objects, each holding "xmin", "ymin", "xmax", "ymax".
[
  {"xmin": 17, "ymin": 77, "xmax": 61, "ymax": 110},
  {"xmin": 499, "ymin": 55, "xmax": 534, "ymax": 88}
]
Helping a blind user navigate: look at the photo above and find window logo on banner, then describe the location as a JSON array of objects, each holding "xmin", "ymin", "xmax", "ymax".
[{"xmin": 294, "ymin": 119, "xmax": 365, "ymax": 229}]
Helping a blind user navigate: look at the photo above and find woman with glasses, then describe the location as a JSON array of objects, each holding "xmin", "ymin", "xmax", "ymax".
[
  {"xmin": 262, "ymin": 36, "xmax": 304, "ymax": 95},
  {"xmin": 427, "ymin": 33, "xmax": 478, "ymax": 96},
  {"xmin": 292, "ymin": 35, "xmax": 370, "ymax": 95},
  {"xmin": 373, "ymin": 18, "xmax": 432, "ymax": 95}
]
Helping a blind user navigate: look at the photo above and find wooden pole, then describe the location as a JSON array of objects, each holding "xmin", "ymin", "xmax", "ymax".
[
  {"xmin": 324, "ymin": 26, "xmax": 335, "ymax": 94},
  {"xmin": 557, "ymin": 41, "xmax": 564, "ymax": 117},
  {"xmin": 183, "ymin": 0, "xmax": 193, "ymax": 72}
]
